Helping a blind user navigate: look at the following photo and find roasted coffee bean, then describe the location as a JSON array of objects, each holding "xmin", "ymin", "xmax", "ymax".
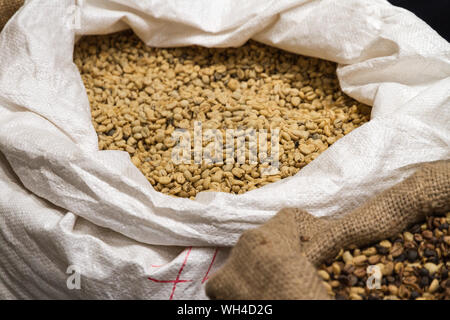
[
  {"xmin": 420, "ymin": 276, "xmax": 430, "ymax": 288},
  {"xmin": 441, "ymin": 267, "xmax": 448, "ymax": 279},
  {"xmin": 394, "ymin": 253, "xmax": 406, "ymax": 262},
  {"xmin": 410, "ymin": 224, "xmax": 422, "ymax": 234},
  {"xmin": 375, "ymin": 244, "xmax": 389, "ymax": 255},
  {"xmin": 424, "ymin": 248, "xmax": 436, "ymax": 257},
  {"xmin": 348, "ymin": 275, "xmax": 358, "ymax": 287},
  {"xmin": 410, "ymin": 291, "xmax": 420, "ymax": 300},
  {"xmin": 439, "ymin": 223, "xmax": 449, "ymax": 231},
  {"xmin": 406, "ymin": 249, "xmax": 418, "ymax": 262},
  {"xmin": 318, "ymin": 211, "xmax": 450, "ymax": 300},
  {"xmin": 419, "ymin": 268, "xmax": 430, "ymax": 277}
]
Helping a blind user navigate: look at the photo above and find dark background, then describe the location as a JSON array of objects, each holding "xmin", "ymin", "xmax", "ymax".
[{"xmin": 388, "ymin": 0, "xmax": 450, "ymax": 42}]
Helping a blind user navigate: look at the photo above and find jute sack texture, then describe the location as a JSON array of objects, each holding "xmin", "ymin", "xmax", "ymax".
[
  {"xmin": 206, "ymin": 161, "xmax": 450, "ymax": 299},
  {"xmin": 0, "ymin": 0, "xmax": 23, "ymax": 31}
]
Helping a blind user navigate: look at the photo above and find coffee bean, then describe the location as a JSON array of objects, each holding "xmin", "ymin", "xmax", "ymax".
[
  {"xmin": 357, "ymin": 280, "xmax": 365, "ymax": 287},
  {"xmin": 429, "ymin": 256, "xmax": 439, "ymax": 264},
  {"xmin": 424, "ymin": 248, "xmax": 436, "ymax": 257},
  {"xmin": 410, "ymin": 291, "xmax": 420, "ymax": 299},
  {"xmin": 348, "ymin": 275, "xmax": 358, "ymax": 286},
  {"xmin": 410, "ymin": 224, "xmax": 422, "ymax": 234},
  {"xmin": 338, "ymin": 275, "xmax": 347, "ymax": 283},
  {"xmin": 439, "ymin": 222, "xmax": 449, "ymax": 231},
  {"xmin": 406, "ymin": 249, "xmax": 418, "ymax": 262},
  {"xmin": 422, "ymin": 230, "xmax": 433, "ymax": 240},
  {"xmin": 394, "ymin": 253, "xmax": 406, "ymax": 262},
  {"xmin": 445, "ymin": 279, "xmax": 450, "ymax": 288},
  {"xmin": 419, "ymin": 267, "xmax": 430, "ymax": 277},
  {"xmin": 420, "ymin": 276, "xmax": 430, "ymax": 287},
  {"xmin": 375, "ymin": 244, "xmax": 389, "ymax": 255},
  {"xmin": 441, "ymin": 267, "xmax": 448, "ymax": 279}
]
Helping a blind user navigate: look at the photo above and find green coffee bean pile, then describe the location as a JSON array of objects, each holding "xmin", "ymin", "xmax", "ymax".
[{"xmin": 74, "ymin": 31, "xmax": 370, "ymax": 199}]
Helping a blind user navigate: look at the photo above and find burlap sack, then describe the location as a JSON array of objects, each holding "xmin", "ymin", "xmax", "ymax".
[
  {"xmin": 0, "ymin": 0, "xmax": 23, "ymax": 31},
  {"xmin": 206, "ymin": 161, "xmax": 450, "ymax": 299}
]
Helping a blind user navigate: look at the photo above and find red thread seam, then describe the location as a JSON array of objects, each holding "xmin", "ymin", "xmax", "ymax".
[
  {"xmin": 170, "ymin": 246, "xmax": 192, "ymax": 300},
  {"xmin": 147, "ymin": 246, "xmax": 193, "ymax": 300},
  {"xmin": 202, "ymin": 247, "xmax": 219, "ymax": 284}
]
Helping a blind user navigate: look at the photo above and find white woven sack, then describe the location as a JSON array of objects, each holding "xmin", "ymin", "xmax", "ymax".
[{"xmin": 0, "ymin": 0, "xmax": 448, "ymax": 299}]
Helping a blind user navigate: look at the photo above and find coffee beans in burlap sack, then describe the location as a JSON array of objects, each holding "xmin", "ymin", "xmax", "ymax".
[
  {"xmin": 0, "ymin": 0, "xmax": 24, "ymax": 31},
  {"xmin": 206, "ymin": 160, "xmax": 450, "ymax": 299}
]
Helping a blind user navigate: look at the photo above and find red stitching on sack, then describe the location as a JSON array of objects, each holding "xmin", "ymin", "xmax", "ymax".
[
  {"xmin": 147, "ymin": 246, "xmax": 193, "ymax": 300},
  {"xmin": 170, "ymin": 246, "xmax": 192, "ymax": 300},
  {"xmin": 147, "ymin": 247, "xmax": 219, "ymax": 299},
  {"xmin": 202, "ymin": 247, "xmax": 219, "ymax": 284}
]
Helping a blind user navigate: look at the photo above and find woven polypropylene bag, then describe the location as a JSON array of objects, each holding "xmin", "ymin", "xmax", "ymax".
[{"xmin": 0, "ymin": 0, "xmax": 449, "ymax": 299}]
